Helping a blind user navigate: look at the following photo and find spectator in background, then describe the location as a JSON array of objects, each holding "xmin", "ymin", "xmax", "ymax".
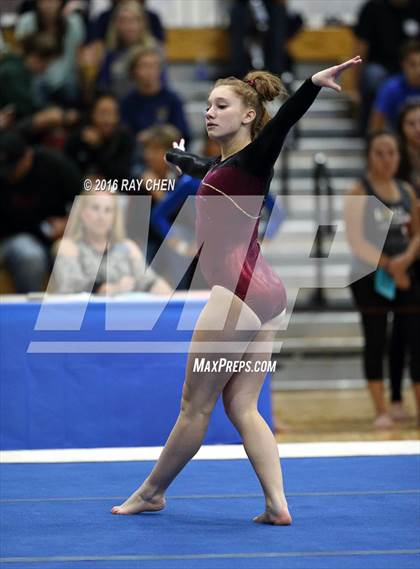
[
  {"xmin": 127, "ymin": 125, "xmax": 182, "ymax": 280},
  {"xmin": 0, "ymin": 130, "xmax": 82, "ymax": 292},
  {"xmin": 120, "ymin": 45, "xmax": 190, "ymax": 144},
  {"xmin": 0, "ymin": 33, "xmax": 56, "ymax": 119},
  {"xmin": 354, "ymin": 0, "xmax": 420, "ymax": 132},
  {"xmin": 88, "ymin": 0, "xmax": 165, "ymax": 45},
  {"xmin": 0, "ymin": 33, "xmax": 80, "ymax": 145},
  {"xmin": 226, "ymin": 0, "xmax": 303, "ymax": 79},
  {"xmin": 65, "ymin": 92, "xmax": 133, "ymax": 180},
  {"xmin": 52, "ymin": 190, "xmax": 171, "ymax": 295},
  {"xmin": 95, "ymin": 0, "xmax": 157, "ymax": 98},
  {"xmin": 345, "ymin": 131, "xmax": 420, "ymax": 429},
  {"xmin": 388, "ymin": 102, "xmax": 420, "ymax": 421},
  {"xmin": 397, "ymin": 101, "xmax": 420, "ymax": 197},
  {"xmin": 18, "ymin": 0, "xmax": 89, "ymax": 19},
  {"xmin": 15, "ymin": 0, "xmax": 85, "ymax": 106},
  {"xmin": 370, "ymin": 41, "xmax": 420, "ymax": 131}
]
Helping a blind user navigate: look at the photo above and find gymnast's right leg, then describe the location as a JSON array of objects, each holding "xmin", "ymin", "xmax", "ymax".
[{"xmin": 111, "ymin": 285, "xmax": 261, "ymax": 515}]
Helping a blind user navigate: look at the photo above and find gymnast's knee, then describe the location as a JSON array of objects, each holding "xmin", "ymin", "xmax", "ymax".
[
  {"xmin": 180, "ymin": 384, "xmax": 216, "ymax": 419},
  {"xmin": 223, "ymin": 396, "xmax": 258, "ymax": 427}
]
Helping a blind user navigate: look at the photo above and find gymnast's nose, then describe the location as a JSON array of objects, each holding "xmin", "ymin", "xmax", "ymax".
[{"xmin": 206, "ymin": 106, "xmax": 215, "ymax": 120}]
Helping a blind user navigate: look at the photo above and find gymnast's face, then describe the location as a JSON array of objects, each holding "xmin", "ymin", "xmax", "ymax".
[
  {"xmin": 81, "ymin": 194, "xmax": 116, "ymax": 238},
  {"xmin": 368, "ymin": 135, "xmax": 400, "ymax": 179},
  {"xmin": 206, "ymin": 86, "xmax": 255, "ymax": 141}
]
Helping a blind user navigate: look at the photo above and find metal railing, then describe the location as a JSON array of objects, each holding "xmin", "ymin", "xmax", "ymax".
[{"xmin": 310, "ymin": 152, "xmax": 336, "ymax": 308}]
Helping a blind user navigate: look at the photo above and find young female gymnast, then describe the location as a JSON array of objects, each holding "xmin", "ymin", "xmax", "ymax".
[{"xmin": 112, "ymin": 56, "xmax": 362, "ymax": 525}]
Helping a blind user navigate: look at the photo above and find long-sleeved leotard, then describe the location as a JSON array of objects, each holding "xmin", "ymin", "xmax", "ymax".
[{"xmin": 166, "ymin": 78, "xmax": 321, "ymax": 323}]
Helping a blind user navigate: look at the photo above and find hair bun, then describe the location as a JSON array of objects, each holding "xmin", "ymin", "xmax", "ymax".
[{"xmin": 243, "ymin": 71, "xmax": 288, "ymax": 102}]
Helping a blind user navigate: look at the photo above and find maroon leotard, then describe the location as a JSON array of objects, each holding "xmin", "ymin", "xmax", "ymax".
[{"xmin": 166, "ymin": 78, "xmax": 321, "ymax": 323}]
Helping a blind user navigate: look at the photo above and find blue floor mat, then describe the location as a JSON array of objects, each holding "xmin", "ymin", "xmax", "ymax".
[{"xmin": 1, "ymin": 456, "xmax": 419, "ymax": 568}]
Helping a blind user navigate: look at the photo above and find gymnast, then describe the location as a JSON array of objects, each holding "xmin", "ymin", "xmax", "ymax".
[{"xmin": 112, "ymin": 56, "xmax": 362, "ymax": 524}]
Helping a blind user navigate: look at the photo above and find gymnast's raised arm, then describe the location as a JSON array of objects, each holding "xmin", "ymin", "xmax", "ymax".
[{"xmin": 245, "ymin": 56, "xmax": 362, "ymax": 174}]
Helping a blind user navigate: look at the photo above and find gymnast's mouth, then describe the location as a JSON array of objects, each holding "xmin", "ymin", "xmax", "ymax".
[{"xmin": 206, "ymin": 123, "xmax": 218, "ymax": 128}]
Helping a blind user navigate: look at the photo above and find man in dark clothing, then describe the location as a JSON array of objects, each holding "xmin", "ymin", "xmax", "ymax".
[
  {"xmin": 354, "ymin": 0, "xmax": 420, "ymax": 131},
  {"xmin": 120, "ymin": 46, "xmax": 190, "ymax": 145},
  {"xmin": 0, "ymin": 131, "xmax": 82, "ymax": 292},
  {"xmin": 227, "ymin": 0, "xmax": 303, "ymax": 78}
]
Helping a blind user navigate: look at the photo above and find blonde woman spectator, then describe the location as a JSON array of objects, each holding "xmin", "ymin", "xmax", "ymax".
[
  {"xmin": 96, "ymin": 0, "xmax": 157, "ymax": 98},
  {"xmin": 53, "ymin": 189, "xmax": 171, "ymax": 295},
  {"xmin": 88, "ymin": 0, "xmax": 165, "ymax": 45}
]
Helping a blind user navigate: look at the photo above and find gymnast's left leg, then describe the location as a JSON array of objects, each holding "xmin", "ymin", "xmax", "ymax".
[{"xmin": 222, "ymin": 312, "xmax": 292, "ymax": 525}]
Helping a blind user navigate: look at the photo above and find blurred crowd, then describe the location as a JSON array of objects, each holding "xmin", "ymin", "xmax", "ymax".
[
  {"xmin": 0, "ymin": 0, "xmax": 192, "ymax": 295},
  {"xmin": 0, "ymin": 0, "xmax": 418, "ymax": 301},
  {"xmin": 0, "ymin": 0, "xmax": 290, "ymax": 296}
]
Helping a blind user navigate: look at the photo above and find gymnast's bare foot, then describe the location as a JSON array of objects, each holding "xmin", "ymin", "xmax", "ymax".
[
  {"xmin": 253, "ymin": 503, "xmax": 292, "ymax": 526},
  {"xmin": 111, "ymin": 487, "xmax": 166, "ymax": 515}
]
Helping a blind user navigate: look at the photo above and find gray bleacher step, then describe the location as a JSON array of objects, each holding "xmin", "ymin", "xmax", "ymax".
[
  {"xmin": 266, "ymin": 193, "xmax": 349, "ymax": 213},
  {"xmin": 300, "ymin": 116, "xmax": 358, "ymax": 137},
  {"xmin": 291, "ymin": 287, "xmax": 353, "ymax": 304},
  {"xmin": 270, "ymin": 177, "xmax": 357, "ymax": 194},
  {"xmin": 274, "ymin": 166, "xmax": 362, "ymax": 178},
  {"xmin": 273, "ymin": 311, "xmax": 362, "ymax": 354},
  {"xmin": 265, "ymin": 255, "xmax": 352, "ymax": 268},
  {"xmin": 272, "ymin": 265, "xmax": 352, "ymax": 288},
  {"xmin": 286, "ymin": 153, "xmax": 363, "ymax": 168},
  {"xmin": 282, "ymin": 311, "xmax": 360, "ymax": 335},
  {"xmin": 309, "ymin": 98, "xmax": 350, "ymax": 112},
  {"xmin": 296, "ymin": 138, "xmax": 365, "ymax": 152},
  {"xmin": 272, "ymin": 154, "xmax": 363, "ymax": 175},
  {"xmin": 270, "ymin": 219, "xmax": 345, "ymax": 232}
]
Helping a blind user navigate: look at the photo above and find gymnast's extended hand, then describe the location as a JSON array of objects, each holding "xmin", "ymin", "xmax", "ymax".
[
  {"xmin": 164, "ymin": 138, "xmax": 186, "ymax": 176},
  {"xmin": 311, "ymin": 56, "xmax": 362, "ymax": 92}
]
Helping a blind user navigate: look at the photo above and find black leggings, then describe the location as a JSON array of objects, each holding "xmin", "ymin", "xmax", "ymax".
[
  {"xmin": 389, "ymin": 261, "xmax": 420, "ymax": 401},
  {"xmin": 350, "ymin": 272, "xmax": 420, "ymax": 386}
]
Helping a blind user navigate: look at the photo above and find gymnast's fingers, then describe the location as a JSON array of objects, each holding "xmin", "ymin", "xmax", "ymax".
[{"xmin": 336, "ymin": 56, "xmax": 362, "ymax": 74}]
